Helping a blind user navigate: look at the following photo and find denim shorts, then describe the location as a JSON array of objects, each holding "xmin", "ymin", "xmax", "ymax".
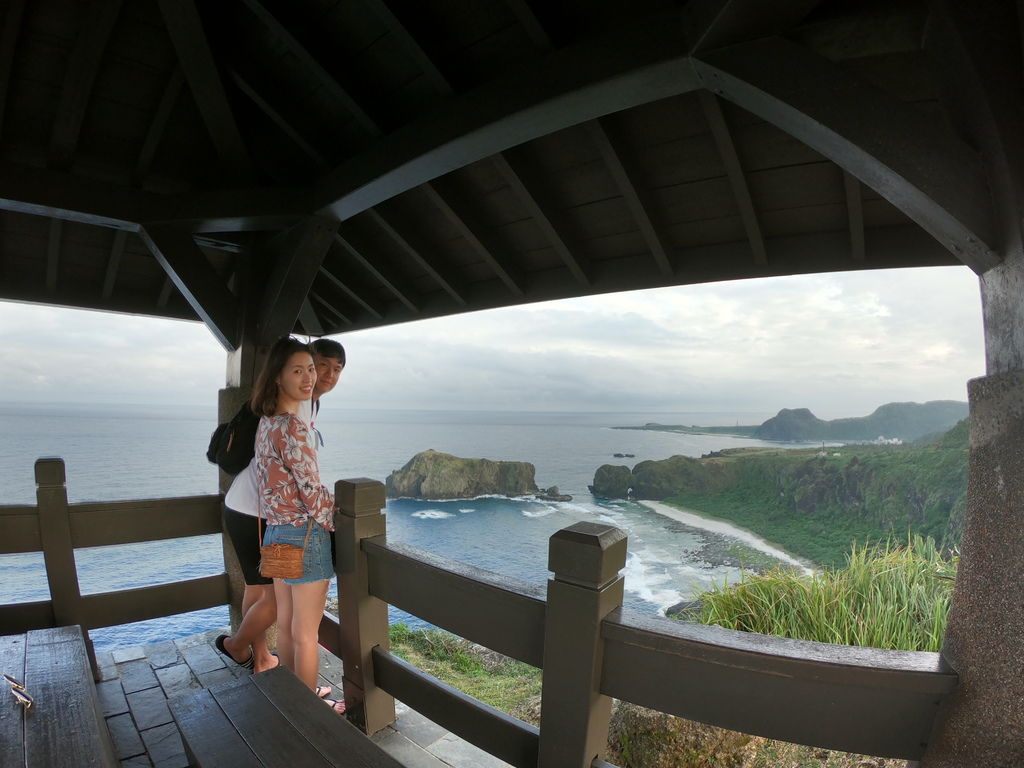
[{"xmin": 262, "ymin": 521, "xmax": 333, "ymax": 584}]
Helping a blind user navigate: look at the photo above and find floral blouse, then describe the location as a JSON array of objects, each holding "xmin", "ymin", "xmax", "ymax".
[{"xmin": 255, "ymin": 413, "xmax": 335, "ymax": 530}]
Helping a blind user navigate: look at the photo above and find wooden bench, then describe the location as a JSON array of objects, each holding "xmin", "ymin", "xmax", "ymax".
[
  {"xmin": 169, "ymin": 665, "xmax": 404, "ymax": 768},
  {"xmin": 0, "ymin": 625, "xmax": 117, "ymax": 768}
]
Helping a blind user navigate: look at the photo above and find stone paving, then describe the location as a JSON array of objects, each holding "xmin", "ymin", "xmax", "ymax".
[{"xmin": 93, "ymin": 628, "xmax": 512, "ymax": 768}]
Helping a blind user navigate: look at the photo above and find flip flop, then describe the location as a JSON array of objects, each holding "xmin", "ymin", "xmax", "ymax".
[
  {"xmin": 215, "ymin": 635, "xmax": 255, "ymax": 670},
  {"xmin": 315, "ymin": 685, "xmax": 332, "ymax": 698},
  {"xmin": 324, "ymin": 698, "xmax": 346, "ymax": 715}
]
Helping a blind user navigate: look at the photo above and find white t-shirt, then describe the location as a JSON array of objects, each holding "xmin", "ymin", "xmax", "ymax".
[{"xmin": 224, "ymin": 401, "xmax": 318, "ymax": 517}]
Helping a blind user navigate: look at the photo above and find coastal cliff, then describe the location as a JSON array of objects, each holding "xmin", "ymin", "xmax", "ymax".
[
  {"xmin": 593, "ymin": 421, "xmax": 968, "ymax": 566},
  {"xmin": 386, "ymin": 449, "xmax": 540, "ymax": 499}
]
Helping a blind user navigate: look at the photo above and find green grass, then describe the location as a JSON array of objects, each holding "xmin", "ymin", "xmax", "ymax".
[{"xmin": 696, "ymin": 536, "xmax": 956, "ymax": 651}]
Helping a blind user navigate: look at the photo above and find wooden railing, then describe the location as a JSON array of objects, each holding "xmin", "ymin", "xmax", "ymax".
[{"xmin": 0, "ymin": 460, "xmax": 959, "ymax": 768}]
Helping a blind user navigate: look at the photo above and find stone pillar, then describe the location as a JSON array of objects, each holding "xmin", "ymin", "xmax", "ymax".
[
  {"xmin": 537, "ymin": 522, "xmax": 627, "ymax": 768},
  {"xmin": 335, "ymin": 478, "xmax": 395, "ymax": 734}
]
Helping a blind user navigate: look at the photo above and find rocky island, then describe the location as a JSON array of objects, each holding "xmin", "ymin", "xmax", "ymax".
[{"xmin": 385, "ymin": 449, "xmax": 571, "ymax": 501}]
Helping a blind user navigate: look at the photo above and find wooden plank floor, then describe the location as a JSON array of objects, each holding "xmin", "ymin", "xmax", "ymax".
[{"xmin": 92, "ymin": 629, "xmax": 511, "ymax": 768}]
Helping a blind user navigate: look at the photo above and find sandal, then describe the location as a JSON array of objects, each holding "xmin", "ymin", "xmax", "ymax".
[
  {"xmin": 315, "ymin": 685, "xmax": 332, "ymax": 698},
  {"xmin": 215, "ymin": 635, "xmax": 255, "ymax": 670},
  {"xmin": 324, "ymin": 698, "xmax": 346, "ymax": 715}
]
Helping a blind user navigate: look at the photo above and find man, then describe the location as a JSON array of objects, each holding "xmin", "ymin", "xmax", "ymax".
[{"xmin": 216, "ymin": 337, "xmax": 346, "ymax": 677}]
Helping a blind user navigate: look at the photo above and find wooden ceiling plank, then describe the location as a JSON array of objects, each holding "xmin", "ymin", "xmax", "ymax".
[
  {"xmin": 227, "ymin": 68, "xmax": 328, "ymax": 168},
  {"xmin": 683, "ymin": 0, "xmax": 823, "ymax": 53},
  {"xmin": 334, "ymin": 231, "xmax": 419, "ymax": 314},
  {"xmin": 46, "ymin": 219, "xmax": 62, "ymax": 293},
  {"xmin": 319, "ymin": 265, "xmax": 384, "ymax": 320},
  {"xmin": 584, "ymin": 119, "xmax": 674, "ymax": 276},
  {"xmin": 693, "ymin": 36, "xmax": 1000, "ymax": 273},
  {"xmin": 422, "ymin": 181, "xmax": 525, "ymax": 297},
  {"xmin": 503, "ymin": 0, "xmax": 552, "ymax": 49},
  {"xmin": 363, "ymin": 0, "xmax": 452, "ymax": 95},
  {"xmin": 843, "ymin": 171, "xmax": 865, "ymax": 262},
  {"xmin": 0, "ymin": 0, "xmax": 26, "ymax": 142},
  {"xmin": 366, "ymin": 208, "xmax": 467, "ymax": 306},
  {"xmin": 698, "ymin": 91, "xmax": 767, "ymax": 265},
  {"xmin": 157, "ymin": 0, "xmax": 253, "ymax": 179},
  {"xmin": 49, "ymin": 0, "xmax": 125, "ymax": 171},
  {"xmin": 239, "ymin": 0, "xmax": 381, "ymax": 137},
  {"xmin": 133, "ymin": 68, "xmax": 185, "ymax": 187},
  {"xmin": 102, "ymin": 229, "xmax": 128, "ymax": 299},
  {"xmin": 315, "ymin": 10, "xmax": 700, "ymax": 221},
  {"xmin": 298, "ymin": 296, "xmax": 327, "ymax": 335},
  {"xmin": 139, "ymin": 223, "xmax": 239, "ymax": 349},
  {"xmin": 493, "ymin": 152, "xmax": 590, "ymax": 286},
  {"xmin": 258, "ymin": 216, "xmax": 340, "ymax": 345}
]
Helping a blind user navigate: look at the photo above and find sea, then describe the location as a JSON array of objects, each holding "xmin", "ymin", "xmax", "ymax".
[{"xmin": 0, "ymin": 403, "xmax": 813, "ymax": 651}]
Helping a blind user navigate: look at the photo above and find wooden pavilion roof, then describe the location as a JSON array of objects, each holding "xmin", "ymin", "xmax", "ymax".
[{"xmin": 0, "ymin": 0, "xmax": 1015, "ymax": 350}]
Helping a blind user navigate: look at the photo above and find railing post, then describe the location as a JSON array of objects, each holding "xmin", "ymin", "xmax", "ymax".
[
  {"xmin": 334, "ymin": 478, "xmax": 395, "ymax": 735},
  {"xmin": 34, "ymin": 458, "xmax": 97, "ymax": 674},
  {"xmin": 538, "ymin": 522, "xmax": 627, "ymax": 768}
]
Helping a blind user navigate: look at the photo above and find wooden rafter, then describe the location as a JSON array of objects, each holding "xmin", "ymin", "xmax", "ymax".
[
  {"xmin": 366, "ymin": 208, "xmax": 466, "ymax": 306},
  {"xmin": 239, "ymin": 0, "xmax": 380, "ymax": 137},
  {"xmin": 422, "ymin": 181, "xmax": 525, "ymax": 297},
  {"xmin": 363, "ymin": 0, "xmax": 452, "ymax": 95},
  {"xmin": 309, "ymin": 292, "xmax": 352, "ymax": 329},
  {"xmin": 698, "ymin": 91, "xmax": 767, "ymax": 265},
  {"xmin": 133, "ymin": 68, "xmax": 184, "ymax": 187},
  {"xmin": 157, "ymin": 275, "xmax": 174, "ymax": 307},
  {"xmin": 46, "ymin": 219, "xmax": 62, "ymax": 293},
  {"xmin": 102, "ymin": 230, "xmax": 128, "ymax": 299},
  {"xmin": 139, "ymin": 224, "xmax": 239, "ymax": 349},
  {"xmin": 692, "ymin": 36, "xmax": 1000, "ymax": 272},
  {"xmin": 298, "ymin": 296, "xmax": 326, "ymax": 335},
  {"xmin": 334, "ymin": 231, "xmax": 419, "ymax": 314},
  {"xmin": 493, "ymin": 152, "xmax": 590, "ymax": 286},
  {"xmin": 319, "ymin": 265, "xmax": 384, "ymax": 321},
  {"xmin": 843, "ymin": 172, "xmax": 865, "ymax": 262},
  {"xmin": 157, "ymin": 0, "xmax": 253, "ymax": 179},
  {"xmin": 584, "ymin": 119, "xmax": 674, "ymax": 276},
  {"xmin": 0, "ymin": 0, "xmax": 26, "ymax": 141},
  {"xmin": 227, "ymin": 68, "xmax": 328, "ymax": 169},
  {"xmin": 682, "ymin": 0, "xmax": 823, "ymax": 53},
  {"xmin": 258, "ymin": 217, "xmax": 339, "ymax": 344},
  {"xmin": 49, "ymin": 0, "xmax": 124, "ymax": 170}
]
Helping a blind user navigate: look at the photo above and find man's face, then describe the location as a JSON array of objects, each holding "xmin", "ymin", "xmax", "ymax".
[{"xmin": 313, "ymin": 354, "xmax": 344, "ymax": 398}]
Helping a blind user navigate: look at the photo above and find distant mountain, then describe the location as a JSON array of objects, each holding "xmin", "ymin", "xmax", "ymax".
[{"xmin": 754, "ymin": 401, "xmax": 968, "ymax": 441}]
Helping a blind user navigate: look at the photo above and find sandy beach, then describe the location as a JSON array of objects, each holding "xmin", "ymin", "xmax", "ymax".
[{"xmin": 638, "ymin": 500, "xmax": 814, "ymax": 575}]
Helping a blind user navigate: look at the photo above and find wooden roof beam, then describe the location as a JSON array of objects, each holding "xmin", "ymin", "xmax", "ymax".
[
  {"xmin": 257, "ymin": 217, "xmax": 339, "ymax": 345},
  {"xmin": 363, "ymin": 0, "xmax": 452, "ymax": 95},
  {"xmin": 318, "ymin": 265, "xmax": 384, "ymax": 321},
  {"xmin": 298, "ymin": 296, "xmax": 327, "ymax": 335},
  {"xmin": 240, "ymin": 0, "xmax": 380, "ymax": 137},
  {"xmin": 334, "ymin": 231, "xmax": 419, "ymax": 315},
  {"xmin": 102, "ymin": 229, "xmax": 128, "ymax": 299},
  {"xmin": 584, "ymin": 119, "xmax": 675, "ymax": 276},
  {"xmin": 683, "ymin": 0, "xmax": 823, "ymax": 53},
  {"xmin": 843, "ymin": 172, "xmax": 865, "ymax": 262},
  {"xmin": 157, "ymin": 275, "xmax": 174, "ymax": 308},
  {"xmin": 698, "ymin": 91, "xmax": 767, "ymax": 266},
  {"xmin": 157, "ymin": 0, "xmax": 253, "ymax": 179},
  {"xmin": 49, "ymin": 0, "xmax": 124, "ymax": 171},
  {"xmin": 692, "ymin": 36, "xmax": 1000, "ymax": 273},
  {"xmin": 46, "ymin": 219, "xmax": 62, "ymax": 293},
  {"xmin": 366, "ymin": 208, "xmax": 467, "ymax": 306},
  {"xmin": 139, "ymin": 224, "xmax": 239, "ymax": 349},
  {"xmin": 0, "ymin": 0, "xmax": 26, "ymax": 142},
  {"xmin": 133, "ymin": 69, "xmax": 184, "ymax": 187},
  {"xmin": 422, "ymin": 181, "xmax": 525, "ymax": 297},
  {"xmin": 494, "ymin": 152, "xmax": 590, "ymax": 287}
]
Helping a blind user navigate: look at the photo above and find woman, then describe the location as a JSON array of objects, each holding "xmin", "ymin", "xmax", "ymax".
[{"xmin": 250, "ymin": 336, "xmax": 343, "ymax": 713}]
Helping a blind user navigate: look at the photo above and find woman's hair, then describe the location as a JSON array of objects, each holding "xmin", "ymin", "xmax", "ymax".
[{"xmin": 250, "ymin": 337, "xmax": 313, "ymax": 417}]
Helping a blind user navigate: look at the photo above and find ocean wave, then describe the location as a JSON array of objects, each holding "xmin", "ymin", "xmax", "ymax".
[
  {"xmin": 521, "ymin": 505, "xmax": 557, "ymax": 518},
  {"xmin": 458, "ymin": 508, "xmax": 475, "ymax": 514},
  {"xmin": 622, "ymin": 551, "xmax": 684, "ymax": 615},
  {"xmin": 411, "ymin": 509, "xmax": 455, "ymax": 520}
]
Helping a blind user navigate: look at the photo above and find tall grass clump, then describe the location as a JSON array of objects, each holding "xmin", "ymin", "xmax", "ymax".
[{"xmin": 697, "ymin": 536, "xmax": 956, "ymax": 651}]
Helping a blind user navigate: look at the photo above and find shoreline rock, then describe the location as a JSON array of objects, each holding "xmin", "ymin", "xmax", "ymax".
[{"xmin": 385, "ymin": 449, "xmax": 570, "ymax": 501}]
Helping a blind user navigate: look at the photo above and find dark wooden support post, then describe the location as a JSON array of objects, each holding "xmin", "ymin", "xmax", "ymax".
[
  {"xmin": 34, "ymin": 458, "xmax": 98, "ymax": 675},
  {"xmin": 538, "ymin": 522, "xmax": 627, "ymax": 768},
  {"xmin": 335, "ymin": 478, "xmax": 395, "ymax": 735}
]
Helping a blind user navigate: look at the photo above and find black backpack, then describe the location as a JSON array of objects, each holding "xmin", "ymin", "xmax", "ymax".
[{"xmin": 206, "ymin": 403, "xmax": 260, "ymax": 475}]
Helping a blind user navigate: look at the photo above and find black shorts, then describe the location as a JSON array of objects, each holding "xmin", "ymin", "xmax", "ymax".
[{"xmin": 222, "ymin": 504, "xmax": 273, "ymax": 586}]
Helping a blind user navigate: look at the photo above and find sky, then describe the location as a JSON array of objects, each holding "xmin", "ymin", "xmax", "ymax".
[{"xmin": 0, "ymin": 265, "xmax": 985, "ymax": 420}]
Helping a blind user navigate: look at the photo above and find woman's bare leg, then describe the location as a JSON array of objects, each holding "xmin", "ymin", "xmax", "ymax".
[
  {"xmin": 288, "ymin": 579, "xmax": 330, "ymax": 690},
  {"xmin": 273, "ymin": 579, "xmax": 296, "ymax": 672},
  {"xmin": 223, "ymin": 585, "xmax": 279, "ymax": 673}
]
